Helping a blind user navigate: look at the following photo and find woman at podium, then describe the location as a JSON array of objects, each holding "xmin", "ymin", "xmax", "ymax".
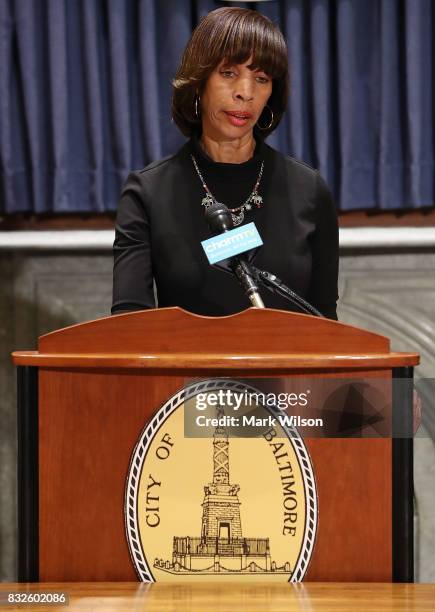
[{"xmin": 112, "ymin": 7, "xmax": 339, "ymax": 319}]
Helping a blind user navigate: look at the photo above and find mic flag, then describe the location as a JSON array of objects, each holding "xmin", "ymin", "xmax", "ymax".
[
  {"xmin": 202, "ymin": 202, "xmax": 265, "ymax": 308},
  {"xmin": 201, "ymin": 222, "xmax": 263, "ymax": 265}
]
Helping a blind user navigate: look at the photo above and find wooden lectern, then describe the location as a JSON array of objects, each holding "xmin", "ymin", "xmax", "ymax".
[{"xmin": 13, "ymin": 308, "xmax": 419, "ymax": 583}]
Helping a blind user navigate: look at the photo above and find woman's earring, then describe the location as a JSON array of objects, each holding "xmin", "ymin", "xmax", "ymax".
[
  {"xmin": 256, "ymin": 105, "xmax": 274, "ymax": 130},
  {"xmin": 195, "ymin": 95, "xmax": 201, "ymax": 119}
]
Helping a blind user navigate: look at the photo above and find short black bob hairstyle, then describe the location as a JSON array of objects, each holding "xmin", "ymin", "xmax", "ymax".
[{"xmin": 172, "ymin": 7, "xmax": 289, "ymax": 140}]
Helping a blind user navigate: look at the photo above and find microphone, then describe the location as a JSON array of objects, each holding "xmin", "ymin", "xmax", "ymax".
[{"xmin": 204, "ymin": 203, "xmax": 265, "ymax": 308}]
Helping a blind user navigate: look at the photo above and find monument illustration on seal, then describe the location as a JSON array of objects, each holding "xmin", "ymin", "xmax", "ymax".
[{"xmin": 154, "ymin": 406, "xmax": 291, "ymax": 574}]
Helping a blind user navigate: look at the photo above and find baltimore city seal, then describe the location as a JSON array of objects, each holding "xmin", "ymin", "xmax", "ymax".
[{"xmin": 125, "ymin": 379, "xmax": 318, "ymax": 582}]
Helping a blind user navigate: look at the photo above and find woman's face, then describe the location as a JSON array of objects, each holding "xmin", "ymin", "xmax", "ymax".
[{"xmin": 200, "ymin": 57, "xmax": 272, "ymax": 142}]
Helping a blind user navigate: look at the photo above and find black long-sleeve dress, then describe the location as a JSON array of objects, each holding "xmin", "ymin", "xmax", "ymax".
[{"xmin": 112, "ymin": 137, "xmax": 339, "ymax": 319}]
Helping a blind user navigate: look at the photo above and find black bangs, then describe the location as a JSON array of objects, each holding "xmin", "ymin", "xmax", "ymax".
[
  {"xmin": 210, "ymin": 13, "xmax": 288, "ymax": 79},
  {"xmin": 172, "ymin": 7, "xmax": 289, "ymax": 138}
]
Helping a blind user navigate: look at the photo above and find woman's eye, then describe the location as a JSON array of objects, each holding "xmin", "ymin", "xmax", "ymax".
[
  {"xmin": 256, "ymin": 75, "xmax": 270, "ymax": 84},
  {"xmin": 221, "ymin": 70, "xmax": 235, "ymax": 78}
]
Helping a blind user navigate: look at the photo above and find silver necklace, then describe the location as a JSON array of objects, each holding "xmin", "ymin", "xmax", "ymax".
[{"xmin": 191, "ymin": 154, "xmax": 264, "ymax": 227}]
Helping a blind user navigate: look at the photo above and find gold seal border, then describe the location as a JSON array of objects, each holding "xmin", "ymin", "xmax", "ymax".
[{"xmin": 124, "ymin": 379, "xmax": 318, "ymax": 582}]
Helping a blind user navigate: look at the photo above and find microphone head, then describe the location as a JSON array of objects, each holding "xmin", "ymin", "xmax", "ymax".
[{"xmin": 204, "ymin": 201, "xmax": 234, "ymax": 234}]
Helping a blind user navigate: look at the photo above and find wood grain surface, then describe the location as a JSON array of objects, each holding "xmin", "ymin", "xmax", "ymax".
[
  {"xmin": 17, "ymin": 308, "xmax": 416, "ymax": 583},
  {"xmin": 2, "ymin": 582, "xmax": 435, "ymax": 611},
  {"xmin": 13, "ymin": 350, "xmax": 419, "ymax": 369},
  {"xmin": 305, "ymin": 439, "xmax": 391, "ymax": 581},
  {"xmin": 37, "ymin": 307, "xmax": 396, "ymax": 354},
  {"xmin": 12, "ymin": 307, "xmax": 419, "ymax": 368},
  {"xmin": 39, "ymin": 368, "xmax": 393, "ymax": 582}
]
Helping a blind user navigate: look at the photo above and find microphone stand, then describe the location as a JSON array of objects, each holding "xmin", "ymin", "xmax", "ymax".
[
  {"xmin": 231, "ymin": 259, "xmax": 265, "ymax": 309},
  {"xmin": 249, "ymin": 265, "xmax": 324, "ymax": 317}
]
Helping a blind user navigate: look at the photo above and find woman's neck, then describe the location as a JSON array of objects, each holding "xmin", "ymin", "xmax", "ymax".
[{"xmin": 200, "ymin": 132, "xmax": 255, "ymax": 164}]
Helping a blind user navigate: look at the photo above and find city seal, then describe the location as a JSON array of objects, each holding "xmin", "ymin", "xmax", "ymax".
[{"xmin": 125, "ymin": 379, "xmax": 318, "ymax": 582}]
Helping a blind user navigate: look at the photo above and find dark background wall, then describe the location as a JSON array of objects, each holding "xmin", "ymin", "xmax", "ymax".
[{"xmin": 0, "ymin": 0, "xmax": 433, "ymax": 215}]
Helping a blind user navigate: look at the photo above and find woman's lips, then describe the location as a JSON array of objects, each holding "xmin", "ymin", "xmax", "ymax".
[{"xmin": 224, "ymin": 111, "xmax": 252, "ymax": 127}]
